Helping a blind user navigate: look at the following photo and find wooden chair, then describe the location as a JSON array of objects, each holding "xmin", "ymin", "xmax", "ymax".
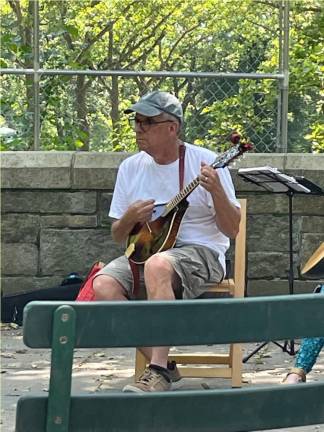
[{"xmin": 135, "ymin": 198, "xmax": 247, "ymax": 387}]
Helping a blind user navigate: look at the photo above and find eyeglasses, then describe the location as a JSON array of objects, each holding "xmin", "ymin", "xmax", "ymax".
[{"xmin": 128, "ymin": 116, "xmax": 174, "ymax": 132}]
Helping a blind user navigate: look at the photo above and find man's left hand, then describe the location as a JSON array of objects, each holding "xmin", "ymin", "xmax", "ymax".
[{"xmin": 199, "ymin": 162, "xmax": 221, "ymax": 193}]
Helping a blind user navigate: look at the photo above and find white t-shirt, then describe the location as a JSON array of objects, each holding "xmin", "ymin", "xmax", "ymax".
[{"xmin": 109, "ymin": 143, "xmax": 240, "ymax": 273}]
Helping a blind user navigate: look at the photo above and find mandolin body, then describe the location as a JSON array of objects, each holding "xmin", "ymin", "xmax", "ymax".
[{"xmin": 126, "ymin": 201, "xmax": 189, "ymax": 264}]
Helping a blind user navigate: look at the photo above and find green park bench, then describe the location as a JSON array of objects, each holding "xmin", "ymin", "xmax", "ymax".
[{"xmin": 16, "ymin": 294, "xmax": 324, "ymax": 432}]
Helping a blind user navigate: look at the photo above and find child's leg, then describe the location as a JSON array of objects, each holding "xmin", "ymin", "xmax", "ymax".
[
  {"xmin": 283, "ymin": 284, "xmax": 324, "ymax": 384},
  {"xmin": 295, "ymin": 337, "xmax": 324, "ymax": 374},
  {"xmin": 296, "ymin": 284, "xmax": 324, "ymax": 373}
]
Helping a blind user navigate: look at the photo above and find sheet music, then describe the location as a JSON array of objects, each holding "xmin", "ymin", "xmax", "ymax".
[{"xmin": 238, "ymin": 166, "xmax": 311, "ymax": 193}]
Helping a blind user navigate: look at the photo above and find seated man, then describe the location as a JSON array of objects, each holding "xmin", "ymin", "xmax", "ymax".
[{"xmin": 93, "ymin": 90, "xmax": 241, "ymax": 393}]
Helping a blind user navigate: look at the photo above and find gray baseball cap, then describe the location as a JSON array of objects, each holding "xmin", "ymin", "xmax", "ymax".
[{"xmin": 125, "ymin": 91, "xmax": 183, "ymax": 124}]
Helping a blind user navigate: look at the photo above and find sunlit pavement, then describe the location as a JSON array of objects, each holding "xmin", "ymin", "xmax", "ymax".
[{"xmin": 2, "ymin": 324, "xmax": 323, "ymax": 432}]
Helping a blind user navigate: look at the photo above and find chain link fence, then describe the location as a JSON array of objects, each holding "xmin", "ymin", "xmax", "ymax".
[{"xmin": 1, "ymin": 72, "xmax": 282, "ymax": 152}]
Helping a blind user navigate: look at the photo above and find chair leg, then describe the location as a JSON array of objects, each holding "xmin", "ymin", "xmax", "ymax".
[
  {"xmin": 135, "ymin": 349, "xmax": 147, "ymax": 381},
  {"xmin": 230, "ymin": 343, "xmax": 242, "ymax": 387}
]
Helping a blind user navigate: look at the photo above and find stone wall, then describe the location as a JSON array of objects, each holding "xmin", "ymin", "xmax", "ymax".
[{"xmin": 1, "ymin": 151, "xmax": 323, "ymax": 297}]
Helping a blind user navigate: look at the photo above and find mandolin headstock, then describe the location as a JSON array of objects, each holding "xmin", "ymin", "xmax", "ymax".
[{"xmin": 212, "ymin": 133, "xmax": 253, "ymax": 169}]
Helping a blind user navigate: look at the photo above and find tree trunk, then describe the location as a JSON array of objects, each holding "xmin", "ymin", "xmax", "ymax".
[
  {"xmin": 110, "ymin": 76, "xmax": 120, "ymax": 146},
  {"xmin": 75, "ymin": 75, "xmax": 90, "ymax": 151},
  {"xmin": 25, "ymin": 1, "xmax": 34, "ymax": 149}
]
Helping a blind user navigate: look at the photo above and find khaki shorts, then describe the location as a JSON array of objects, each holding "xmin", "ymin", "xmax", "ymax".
[{"xmin": 96, "ymin": 244, "xmax": 224, "ymax": 299}]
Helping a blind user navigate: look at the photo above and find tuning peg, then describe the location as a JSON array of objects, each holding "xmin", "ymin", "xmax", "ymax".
[{"xmin": 230, "ymin": 132, "xmax": 241, "ymax": 144}]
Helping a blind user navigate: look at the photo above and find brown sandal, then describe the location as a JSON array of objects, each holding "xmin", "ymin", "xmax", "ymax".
[{"xmin": 282, "ymin": 367, "xmax": 306, "ymax": 384}]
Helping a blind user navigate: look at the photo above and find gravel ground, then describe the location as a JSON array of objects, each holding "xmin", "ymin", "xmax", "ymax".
[{"xmin": 1, "ymin": 323, "xmax": 324, "ymax": 432}]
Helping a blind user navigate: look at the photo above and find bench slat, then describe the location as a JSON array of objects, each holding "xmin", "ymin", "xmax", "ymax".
[
  {"xmin": 46, "ymin": 305, "xmax": 76, "ymax": 432},
  {"xmin": 16, "ymin": 383, "xmax": 324, "ymax": 432},
  {"xmin": 23, "ymin": 294, "xmax": 324, "ymax": 348}
]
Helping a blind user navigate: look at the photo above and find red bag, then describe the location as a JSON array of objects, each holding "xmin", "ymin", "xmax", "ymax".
[{"xmin": 76, "ymin": 261, "xmax": 105, "ymax": 301}]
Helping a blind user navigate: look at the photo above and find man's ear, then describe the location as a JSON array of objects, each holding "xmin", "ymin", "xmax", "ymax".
[{"xmin": 170, "ymin": 121, "xmax": 180, "ymax": 135}]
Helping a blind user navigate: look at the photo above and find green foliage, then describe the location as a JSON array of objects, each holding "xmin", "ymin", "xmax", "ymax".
[
  {"xmin": 305, "ymin": 121, "xmax": 324, "ymax": 153},
  {"xmin": 288, "ymin": 0, "xmax": 324, "ymax": 153},
  {"xmin": 0, "ymin": 0, "xmax": 322, "ymax": 152}
]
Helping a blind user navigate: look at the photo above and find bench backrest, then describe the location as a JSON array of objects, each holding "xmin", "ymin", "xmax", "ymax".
[{"xmin": 16, "ymin": 294, "xmax": 324, "ymax": 432}]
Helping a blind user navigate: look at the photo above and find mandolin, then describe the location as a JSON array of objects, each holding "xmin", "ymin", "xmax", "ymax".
[{"xmin": 125, "ymin": 136, "xmax": 252, "ymax": 264}]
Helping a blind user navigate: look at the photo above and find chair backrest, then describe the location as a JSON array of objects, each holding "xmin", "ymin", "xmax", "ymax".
[
  {"xmin": 207, "ymin": 198, "xmax": 246, "ymax": 298},
  {"xmin": 234, "ymin": 198, "xmax": 247, "ymax": 297},
  {"xmin": 17, "ymin": 295, "xmax": 324, "ymax": 432}
]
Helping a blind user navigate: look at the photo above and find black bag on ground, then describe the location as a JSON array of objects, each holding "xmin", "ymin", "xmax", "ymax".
[{"xmin": 1, "ymin": 273, "xmax": 83, "ymax": 326}]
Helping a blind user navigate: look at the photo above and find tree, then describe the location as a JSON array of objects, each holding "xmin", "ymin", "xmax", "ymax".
[
  {"xmin": 1, "ymin": 0, "xmax": 34, "ymax": 149},
  {"xmin": 288, "ymin": 0, "xmax": 324, "ymax": 152},
  {"xmin": 1, "ymin": 0, "xmax": 322, "ymax": 152}
]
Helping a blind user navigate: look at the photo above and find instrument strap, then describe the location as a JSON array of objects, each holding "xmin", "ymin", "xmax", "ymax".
[
  {"xmin": 129, "ymin": 259, "xmax": 140, "ymax": 297},
  {"xmin": 130, "ymin": 143, "xmax": 186, "ymax": 297},
  {"xmin": 179, "ymin": 143, "xmax": 186, "ymax": 190}
]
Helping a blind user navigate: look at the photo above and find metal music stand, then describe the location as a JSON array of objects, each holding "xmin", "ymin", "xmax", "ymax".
[{"xmin": 237, "ymin": 166, "xmax": 324, "ymax": 362}]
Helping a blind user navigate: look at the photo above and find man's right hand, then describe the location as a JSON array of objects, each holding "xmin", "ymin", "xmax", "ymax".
[
  {"xmin": 111, "ymin": 200, "xmax": 155, "ymax": 244},
  {"xmin": 125, "ymin": 199, "xmax": 155, "ymax": 224}
]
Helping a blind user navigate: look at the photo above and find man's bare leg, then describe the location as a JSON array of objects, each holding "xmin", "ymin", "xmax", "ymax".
[
  {"xmin": 93, "ymin": 257, "xmax": 179, "ymax": 367},
  {"xmin": 144, "ymin": 253, "xmax": 177, "ymax": 368},
  {"xmin": 93, "ymin": 274, "xmax": 153, "ymax": 360},
  {"xmin": 93, "ymin": 275, "xmax": 128, "ymax": 301}
]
